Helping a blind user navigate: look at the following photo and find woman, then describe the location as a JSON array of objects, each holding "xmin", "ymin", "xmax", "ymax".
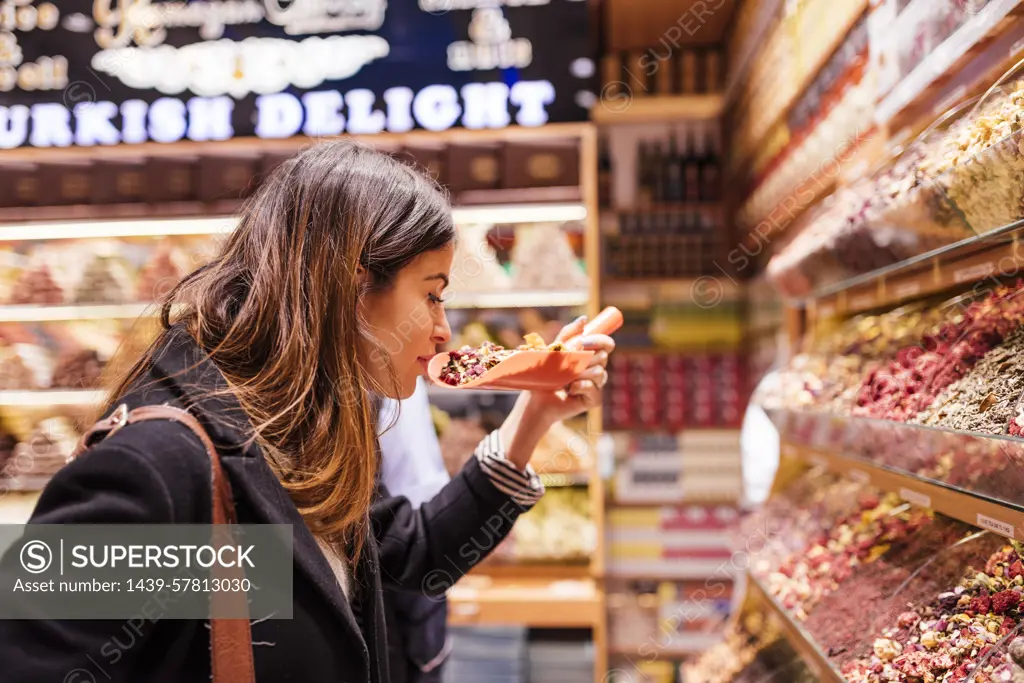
[{"xmin": 0, "ymin": 141, "xmax": 613, "ymax": 683}]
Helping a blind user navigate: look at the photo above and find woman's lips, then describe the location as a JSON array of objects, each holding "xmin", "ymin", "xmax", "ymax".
[{"xmin": 417, "ymin": 356, "xmax": 432, "ymax": 374}]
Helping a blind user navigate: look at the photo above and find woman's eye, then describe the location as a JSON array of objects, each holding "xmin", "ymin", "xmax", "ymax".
[{"xmin": 428, "ymin": 293, "xmax": 447, "ymax": 305}]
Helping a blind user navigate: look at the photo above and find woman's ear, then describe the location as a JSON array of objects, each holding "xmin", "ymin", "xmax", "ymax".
[{"xmin": 356, "ymin": 264, "xmax": 370, "ymax": 287}]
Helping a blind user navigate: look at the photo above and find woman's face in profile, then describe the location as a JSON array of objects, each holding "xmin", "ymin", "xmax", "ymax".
[{"xmin": 360, "ymin": 244, "xmax": 454, "ymax": 399}]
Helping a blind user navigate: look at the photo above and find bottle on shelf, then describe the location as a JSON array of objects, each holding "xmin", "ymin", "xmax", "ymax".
[
  {"xmin": 649, "ymin": 140, "xmax": 666, "ymax": 205},
  {"xmin": 683, "ymin": 128, "xmax": 701, "ymax": 204},
  {"xmin": 598, "ymin": 137, "xmax": 612, "ymax": 208},
  {"xmin": 663, "ymin": 134, "xmax": 684, "ymax": 204},
  {"xmin": 680, "ymin": 49, "xmax": 699, "ymax": 95},
  {"xmin": 636, "ymin": 140, "xmax": 653, "ymax": 208},
  {"xmin": 654, "ymin": 52, "xmax": 676, "ymax": 96},
  {"xmin": 700, "ymin": 127, "xmax": 721, "ymax": 203}
]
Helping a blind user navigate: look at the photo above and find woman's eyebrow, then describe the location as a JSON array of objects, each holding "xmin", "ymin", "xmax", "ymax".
[{"xmin": 424, "ymin": 273, "xmax": 450, "ymax": 288}]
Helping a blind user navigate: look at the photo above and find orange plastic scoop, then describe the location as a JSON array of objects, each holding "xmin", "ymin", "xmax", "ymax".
[{"xmin": 428, "ymin": 307, "xmax": 624, "ymax": 391}]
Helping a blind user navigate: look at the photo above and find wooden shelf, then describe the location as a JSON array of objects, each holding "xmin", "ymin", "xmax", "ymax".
[
  {"xmin": 601, "ymin": 278, "xmax": 744, "ymax": 308},
  {"xmin": 471, "ymin": 562, "xmax": 592, "ymax": 580},
  {"xmin": 608, "ymin": 632, "xmax": 722, "ymax": 657},
  {"xmin": 807, "ymin": 229, "xmax": 1024, "ymax": 320},
  {"xmin": 445, "ymin": 290, "xmax": 590, "ymax": 309},
  {"xmin": 590, "ymin": 95, "xmax": 724, "ymax": 125},
  {"xmin": 447, "ymin": 577, "xmax": 603, "ymax": 628},
  {"xmin": 781, "ymin": 440, "xmax": 1024, "ymax": 542},
  {"xmin": 0, "ymin": 390, "xmax": 105, "ymax": 407},
  {"xmin": 0, "ymin": 303, "xmax": 156, "ymax": 322},
  {"xmin": 746, "ymin": 574, "xmax": 846, "ymax": 683}
]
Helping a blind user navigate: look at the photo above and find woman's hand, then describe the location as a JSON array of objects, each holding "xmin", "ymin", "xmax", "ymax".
[{"xmin": 499, "ymin": 315, "xmax": 616, "ymax": 471}]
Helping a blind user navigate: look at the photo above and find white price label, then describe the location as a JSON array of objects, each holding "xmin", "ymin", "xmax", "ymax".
[
  {"xmin": 899, "ymin": 487, "xmax": 931, "ymax": 508},
  {"xmin": 848, "ymin": 469, "xmax": 870, "ymax": 484},
  {"xmin": 893, "ymin": 280, "xmax": 922, "ymax": 299},
  {"xmin": 977, "ymin": 513, "xmax": 1015, "ymax": 539},
  {"xmin": 954, "ymin": 262, "xmax": 995, "ymax": 284}
]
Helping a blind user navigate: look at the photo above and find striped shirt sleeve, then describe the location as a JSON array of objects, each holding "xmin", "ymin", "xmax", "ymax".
[{"xmin": 474, "ymin": 429, "xmax": 545, "ymax": 507}]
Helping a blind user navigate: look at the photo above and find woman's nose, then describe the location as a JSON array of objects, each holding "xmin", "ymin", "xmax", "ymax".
[{"xmin": 432, "ymin": 313, "xmax": 451, "ymax": 345}]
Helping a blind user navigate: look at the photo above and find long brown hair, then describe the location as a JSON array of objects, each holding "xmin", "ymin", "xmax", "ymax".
[{"xmin": 106, "ymin": 141, "xmax": 456, "ymax": 563}]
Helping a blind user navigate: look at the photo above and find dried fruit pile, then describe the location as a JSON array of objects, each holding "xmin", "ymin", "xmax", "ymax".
[
  {"xmin": 842, "ymin": 541, "xmax": 1024, "ymax": 683},
  {"xmin": 439, "ymin": 333, "xmax": 561, "ymax": 386},
  {"xmin": 803, "ymin": 517, "xmax": 994, "ymax": 667},
  {"xmin": 765, "ymin": 493, "xmax": 931, "ymax": 621},
  {"xmin": 853, "ymin": 284, "xmax": 1024, "ymax": 422},
  {"xmin": 912, "ymin": 327, "xmax": 1024, "ymax": 434},
  {"xmin": 439, "ymin": 341, "xmax": 515, "ymax": 386}
]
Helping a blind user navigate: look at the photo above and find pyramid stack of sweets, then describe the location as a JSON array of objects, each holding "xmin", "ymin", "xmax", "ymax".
[
  {"xmin": 9, "ymin": 265, "xmax": 64, "ymax": 305},
  {"xmin": 512, "ymin": 224, "xmax": 589, "ymax": 290},
  {"xmin": 50, "ymin": 349, "xmax": 104, "ymax": 389},
  {"xmin": 135, "ymin": 247, "xmax": 183, "ymax": 302},
  {"xmin": 0, "ymin": 350, "xmax": 37, "ymax": 390},
  {"xmin": 10, "ymin": 417, "xmax": 79, "ymax": 478},
  {"xmin": 73, "ymin": 255, "xmax": 131, "ymax": 305},
  {"xmin": 447, "ymin": 226, "xmax": 511, "ymax": 293}
]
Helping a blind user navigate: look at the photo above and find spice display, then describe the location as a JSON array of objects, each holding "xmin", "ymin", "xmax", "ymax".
[
  {"xmin": 745, "ymin": 471, "xmax": 871, "ymax": 579},
  {"xmin": 912, "ymin": 327, "xmax": 1024, "ymax": 433},
  {"xmin": 843, "ymin": 541, "xmax": 1024, "ymax": 683},
  {"xmin": 681, "ymin": 611, "xmax": 782, "ymax": 683},
  {"xmin": 766, "ymin": 494, "xmax": 930, "ymax": 621},
  {"xmin": 736, "ymin": 640, "xmax": 823, "ymax": 683},
  {"xmin": 929, "ymin": 81, "xmax": 1024, "ymax": 233},
  {"xmin": 50, "ymin": 350, "xmax": 105, "ymax": 390},
  {"xmin": 9, "ymin": 265, "xmax": 64, "ymax": 305},
  {"xmin": 854, "ymin": 283, "xmax": 1024, "ymax": 422},
  {"xmin": 802, "ymin": 516, "xmax": 992, "ymax": 667}
]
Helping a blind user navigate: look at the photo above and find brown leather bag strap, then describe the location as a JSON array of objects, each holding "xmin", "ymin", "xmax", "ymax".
[{"xmin": 71, "ymin": 403, "xmax": 256, "ymax": 683}]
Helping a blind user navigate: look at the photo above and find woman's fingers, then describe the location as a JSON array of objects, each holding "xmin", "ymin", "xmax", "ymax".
[
  {"xmin": 573, "ymin": 365, "xmax": 607, "ymax": 385},
  {"xmin": 554, "ymin": 315, "xmax": 588, "ymax": 343},
  {"xmin": 588, "ymin": 350, "xmax": 609, "ymax": 369},
  {"xmin": 577, "ymin": 334, "xmax": 616, "ymax": 355}
]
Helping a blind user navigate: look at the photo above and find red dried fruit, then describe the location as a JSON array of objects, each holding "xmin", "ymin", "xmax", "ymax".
[
  {"xmin": 991, "ymin": 589, "xmax": 1019, "ymax": 615},
  {"xmin": 970, "ymin": 592, "xmax": 992, "ymax": 614},
  {"xmin": 1010, "ymin": 559, "xmax": 1024, "ymax": 579}
]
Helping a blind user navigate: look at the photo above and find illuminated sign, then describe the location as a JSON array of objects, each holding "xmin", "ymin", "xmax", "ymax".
[{"xmin": 0, "ymin": 0, "xmax": 593, "ymax": 148}]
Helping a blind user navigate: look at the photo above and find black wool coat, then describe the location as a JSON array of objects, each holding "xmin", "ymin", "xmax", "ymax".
[{"xmin": 0, "ymin": 325, "xmax": 527, "ymax": 683}]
